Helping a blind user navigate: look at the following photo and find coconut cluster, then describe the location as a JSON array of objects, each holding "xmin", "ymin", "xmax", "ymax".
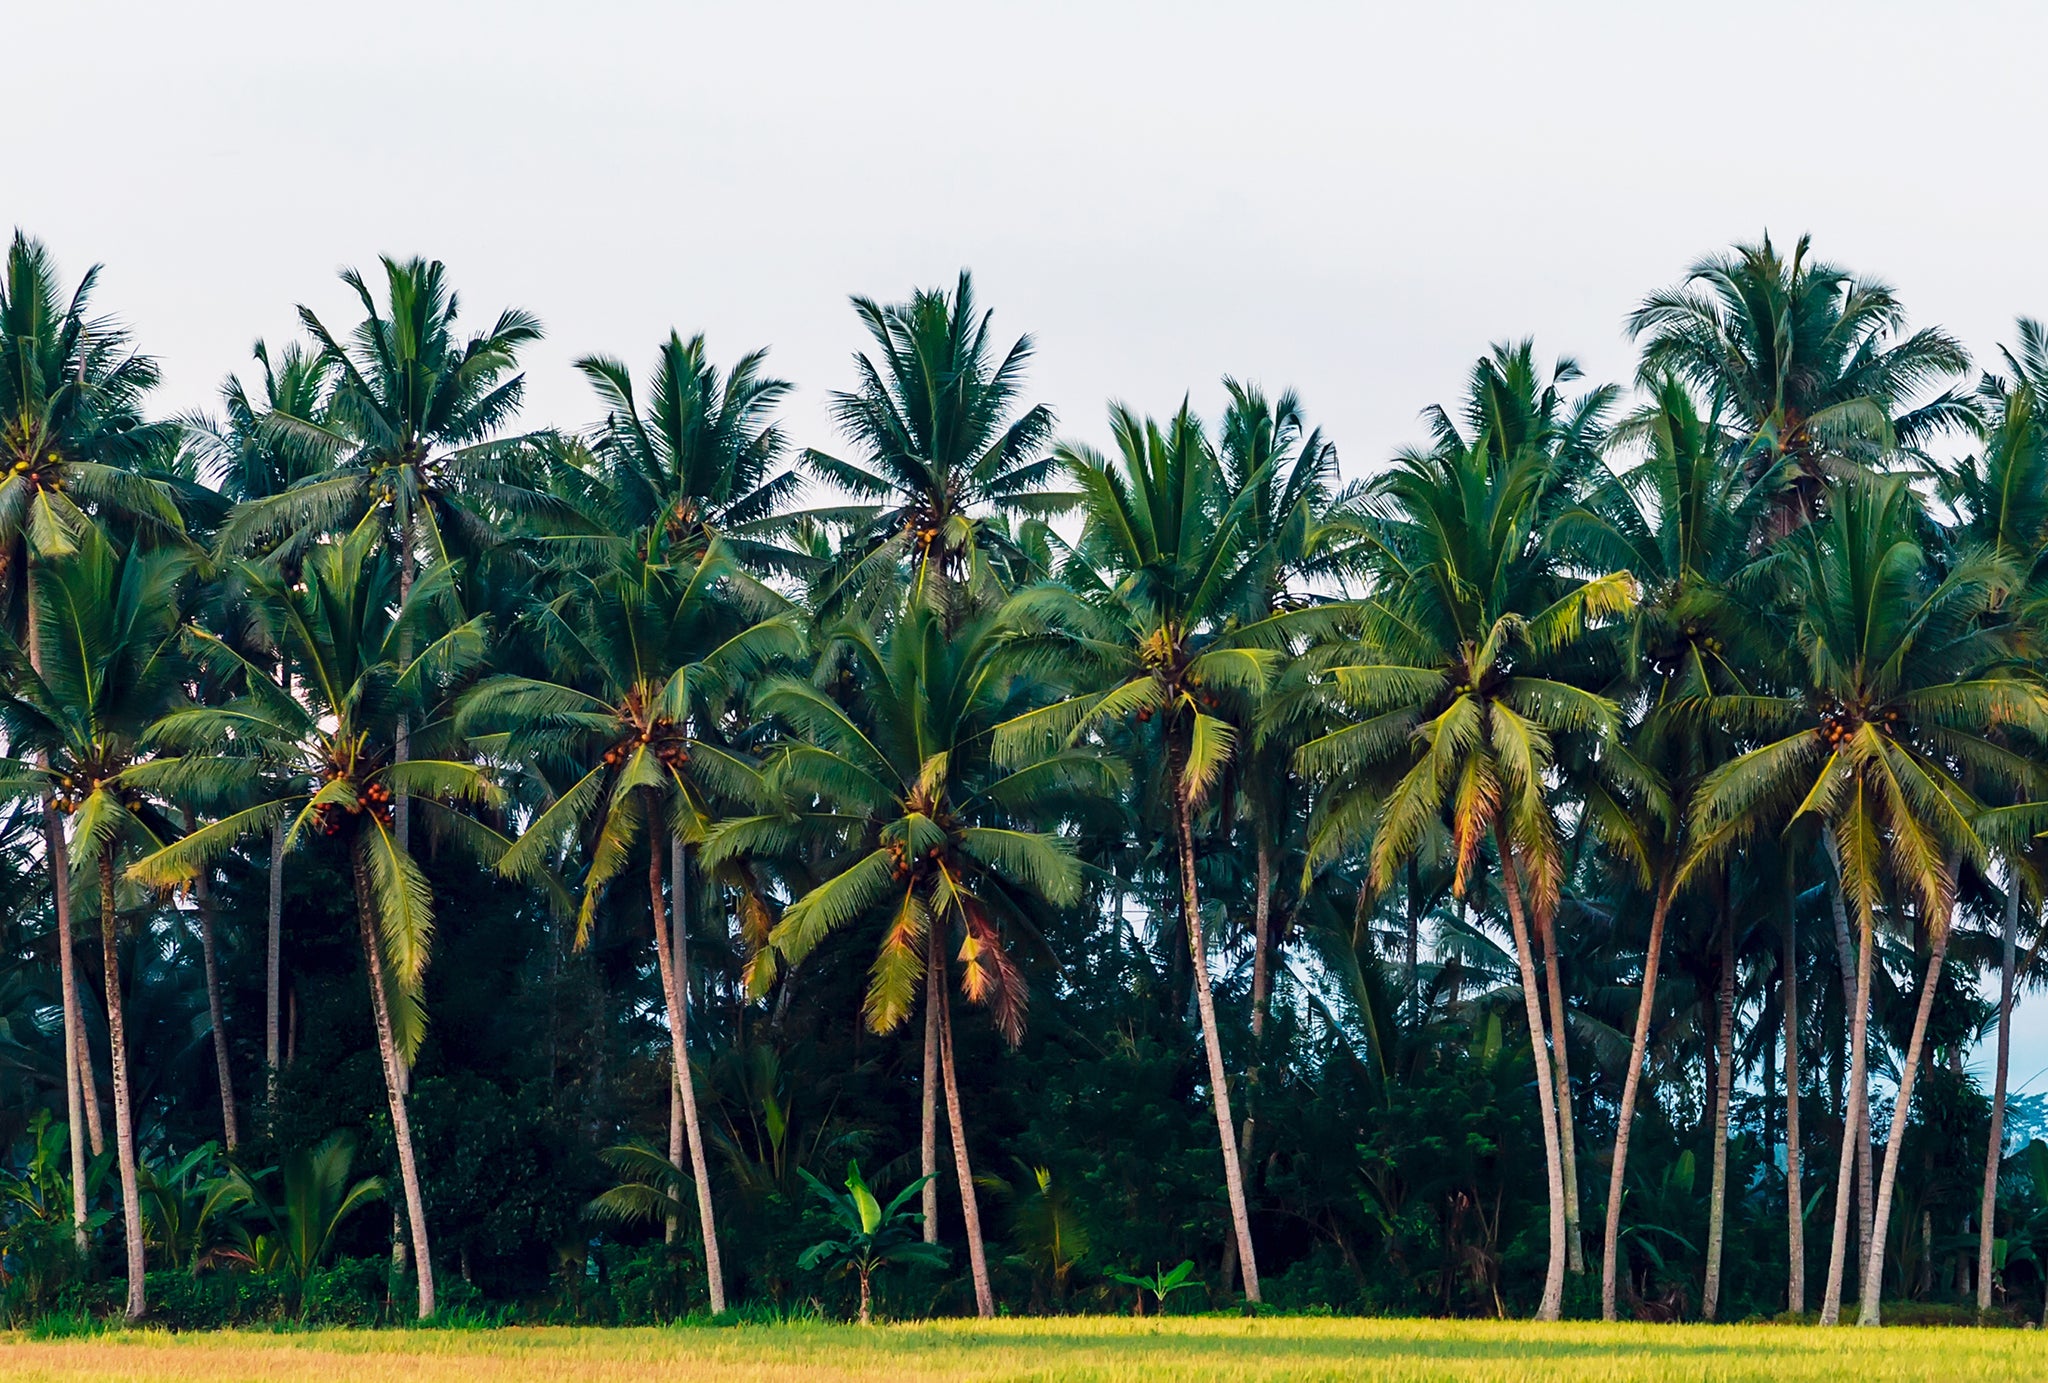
[
  {"xmin": 314, "ymin": 776, "xmax": 395, "ymax": 835},
  {"xmin": 601, "ymin": 717, "xmax": 690, "ymax": 771}
]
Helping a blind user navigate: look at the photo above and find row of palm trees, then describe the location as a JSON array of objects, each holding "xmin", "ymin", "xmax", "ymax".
[{"xmin": 3, "ymin": 229, "xmax": 2045, "ymax": 1327}]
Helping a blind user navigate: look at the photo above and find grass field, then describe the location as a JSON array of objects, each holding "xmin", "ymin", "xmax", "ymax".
[{"xmin": 2, "ymin": 1317, "xmax": 2037, "ymax": 1382}]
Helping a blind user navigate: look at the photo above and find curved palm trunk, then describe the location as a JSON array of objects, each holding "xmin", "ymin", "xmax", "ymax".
[
  {"xmin": 266, "ymin": 819, "xmax": 285, "ymax": 1110},
  {"xmin": 1784, "ymin": 902, "xmax": 1805, "ymax": 1315},
  {"xmin": 349, "ymin": 844, "xmax": 435, "ymax": 1319},
  {"xmin": 921, "ymin": 931, "xmax": 941, "ymax": 1244},
  {"xmin": 1175, "ymin": 782, "xmax": 1261, "ymax": 1303},
  {"xmin": 1820, "ymin": 904, "xmax": 1874, "ymax": 1326},
  {"xmin": 1539, "ymin": 909, "xmax": 1584, "ymax": 1276},
  {"xmin": 186, "ymin": 813, "xmax": 238, "ymax": 1151},
  {"xmin": 1977, "ymin": 885, "xmax": 2018, "ymax": 1313},
  {"xmin": 650, "ymin": 835, "xmax": 725, "ymax": 1312},
  {"xmin": 935, "ymin": 973, "xmax": 995, "ymax": 1317},
  {"xmin": 1601, "ymin": 876, "xmax": 1673, "ymax": 1320},
  {"xmin": 1703, "ymin": 920, "xmax": 1736, "ymax": 1319},
  {"xmin": 1496, "ymin": 825, "xmax": 1566, "ymax": 1320},
  {"xmin": 97, "ymin": 853, "xmax": 146, "ymax": 1321},
  {"xmin": 44, "ymin": 813, "xmax": 88, "ymax": 1253},
  {"xmin": 1858, "ymin": 925, "xmax": 1953, "ymax": 1326}
]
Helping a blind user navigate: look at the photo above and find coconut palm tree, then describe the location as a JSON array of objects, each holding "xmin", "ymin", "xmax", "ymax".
[
  {"xmin": 181, "ymin": 339, "xmax": 341, "ymax": 1137},
  {"xmin": 803, "ymin": 271, "xmax": 1060, "ymax": 621},
  {"xmin": 127, "ymin": 524, "xmax": 509, "ymax": 1320},
  {"xmin": 0, "ymin": 231, "xmax": 181, "ymax": 1242},
  {"xmin": 1397, "ymin": 341, "xmax": 1621, "ymax": 1277},
  {"xmin": 1928, "ymin": 320, "xmax": 2048, "ymax": 1312},
  {"xmin": 456, "ymin": 545, "xmax": 798, "ymax": 1315},
  {"xmin": 1629, "ymin": 233, "xmax": 1978, "ymax": 533},
  {"xmin": 0, "ymin": 524, "xmax": 195, "ymax": 1320},
  {"xmin": 1293, "ymin": 433, "xmax": 1637, "ymax": 1320},
  {"xmin": 996, "ymin": 400, "xmax": 1301, "ymax": 1303},
  {"xmin": 716, "ymin": 597, "xmax": 1100, "ymax": 1318},
  {"xmin": 1552, "ymin": 377, "xmax": 1769, "ymax": 1317},
  {"xmin": 565, "ymin": 332, "xmax": 809, "ymax": 573},
  {"xmin": 1215, "ymin": 379, "xmax": 1355, "ymax": 1040},
  {"xmin": 1687, "ymin": 475, "xmax": 2048, "ymax": 1324},
  {"xmin": 219, "ymin": 257, "xmax": 547, "ymax": 582}
]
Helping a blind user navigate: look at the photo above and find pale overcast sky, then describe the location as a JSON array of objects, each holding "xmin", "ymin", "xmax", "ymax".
[{"xmin": 14, "ymin": 0, "xmax": 2048, "ymax": 1096}]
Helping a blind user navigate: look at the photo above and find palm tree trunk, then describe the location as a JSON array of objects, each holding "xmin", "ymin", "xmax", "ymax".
[
  {"xmin": 266, "ymin": 819, "xmax": 284, "ymax": 1109},
  {"xmin": 1820, "ymin": 900, "xmax": 1874, "ymax": 1326},
  {"xmin": 28, "ymin": 577, "xmax": 91, "ymax": 1249},
  {"xmin": 41, "ymin": 809, "xmax": 89, "ymax": 1253},
  {"xmin": 1251, "ymin": 834, "xmax": 1276, "ymax": 1042},
  {"xmin": 1858, "ymin": 924, "xmax": 1953, "ymax": 1326},
  {"xmin": 649, "ymin": 831, "xmax": 726, "ymax": 1313},
  {"xmin": 98, "ymin": 852, "xmax": 146, "ymax": 1321},
  {"xmin": 1223, "ymin": 831, "xmax": 1280, "ymax": 1294},
  {"xmin": 1601, "ymin": 876, "xmax": 1674, "ymax": 1320},
  {"xmin": 1785, "ymin": 898, "xmax": 1805, "ymax": 1315},
  {"xmin": 1978, "ymin": 884, "xmax": 2018, "ymax": 1313},
  {"xmin": 1175, "ymin": 782, "xmax": 1261, "ymax": 1303},
  {"xmin": 76, "ymin": 977, "xmax": 104, "ymax": 1157},
  {"xmin": 935, "ymin": 972, "xmax": 995, "ymax": 1318},
  {"xmin": 1539, "ymin": 907, "xmax": 1584, "ymax": 1276},
  {"xmin": 1703, "ymin": 919, "xmax": 1736, "ymax": 1319},
  {"xmin": 350, "ymin": 843, "xmax": 435, "ymax": 1319},
  {"xmin": 186, "ymin": 813, "xmax": 238, "ymax": 1152},
  {"xmin": 1825, "ymin": 842, "xmax": 1875, "ymax": 1271},
  {"xmin": 921, "ymin": 929, "xmax": 941, "ymax": 1245},
  {"xmin": 1495, "ymin": 823, "xmax": 1565, "ymax": 1321}
]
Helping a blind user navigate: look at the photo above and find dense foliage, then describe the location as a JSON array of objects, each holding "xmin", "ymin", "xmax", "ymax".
[{"xmin": 4, "ymin": 232, "xmax": 2048, "ymax": 1331}]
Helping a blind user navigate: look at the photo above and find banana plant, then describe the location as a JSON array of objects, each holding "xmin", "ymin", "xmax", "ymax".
[{"xmin": 797, "ymin": 1161, "xmax": 944, "ymax": 1325}]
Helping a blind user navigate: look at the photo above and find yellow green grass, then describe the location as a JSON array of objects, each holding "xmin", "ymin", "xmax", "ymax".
[{"xmin": 3, "ymin": 1317, "xmax": 2038, "ymax": 1382}]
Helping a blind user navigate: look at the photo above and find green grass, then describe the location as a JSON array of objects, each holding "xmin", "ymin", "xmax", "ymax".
[{"xmin": 2, "ymin": 1317, "xmax": 2036, "ymax": 1382}]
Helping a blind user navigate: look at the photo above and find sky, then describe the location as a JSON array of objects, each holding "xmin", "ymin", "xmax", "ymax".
[{"xmin": 13, "ymin": 0, "xmax": 2048, "ymax": 1098}]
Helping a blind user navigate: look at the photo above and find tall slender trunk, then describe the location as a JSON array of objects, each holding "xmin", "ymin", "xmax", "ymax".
[
  {"xmin": 1785, "ymin": 897, "xmax": 1805, "ymax": 1315},
  {"xmin": 266, "ymin": 819, "xmax": 285, "ymax": 1108},
  {"xmin": 1703, "ymin": 919, "xmax": 1736, "ymax": 1319},
  {"xmin": 1175, "ymin": 782, "xmax": 1260, "ymax": 1302},
  {"xmin": 1978, "ymin": 884, "xmax": 2019, "ymax": 1313},
  {"xmin": 1825, "ymin": 843, "xmax": 1874, "ymax": 1270},
  {"xmin": 1602, "ymin": 876, "xmax": 1674, "ymax": 1320},
  {"xmin": 1223, "ymin": 831, "xmax": 1279, "ymax": 1294},
  {"xmin": 28, "ymin": 579, "xmax": 89, "ymax": 1250},
  {"xmin": 76, "ymin": 971, "xmax": 103, "ymax": 1157},
  {"xmin": 921, "ymin": 929, "xmax": 941, "ymax": 1244},
  {"xmin": 1820, "ymin": 898, "xmax": 1874, "ymax": 1326},
  {"xmin": 1858, "ymin": 924, "xmax": 1953, "ymax": 1326},
  {"xmin": 936, "ymin": 975, "xmax": 995, "ymax": 1317},
  {"xmin": 350, "ymin": 842, "xmax": 435, "ymax": 1319},
  {"xmin": 1496, "ymin": 823, "xmax": 1565, "ymax": 1320},
  {"xmin": 649, "ymin": 829, "xmax": 726, "ymax": 1312},
  {"xmin": 1251, "ymin": 834, "xmax": 1276, "ymax": 1042},
  {"xmin": 44, "ymin": 812, "xmax": 88, "ymax": 1252},
  {"xmin": 186, "ymin": 812, "xmax": 238, "ymax": 1151},
  {"xmin": 98, "ymin": 852, "xmax": 146, "ymax": 1321},
  {"xmin": 1539, "ymin": 907, "xmax": 1584, "ymax": 1275},
  {"xmin": 666, "ymin": 882, "xmax": 684, "ymax": 1248}
]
